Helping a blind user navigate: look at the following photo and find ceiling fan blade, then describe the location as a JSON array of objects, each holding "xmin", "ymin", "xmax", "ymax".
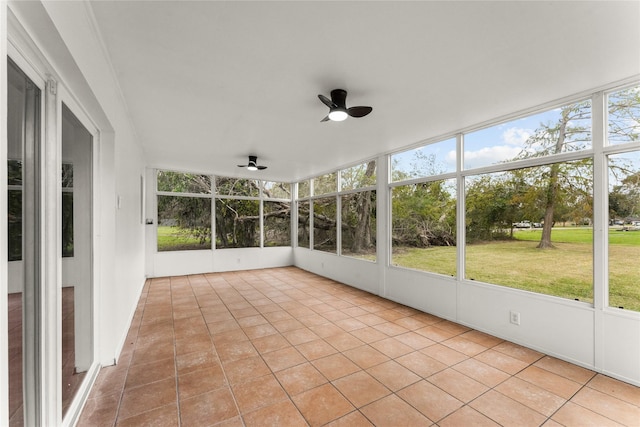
[
  {"xmin": 257, "ymin": 165, "xmax": 267, "ymax": 170},
  {"xmin": 237, "ymin": 164, "xmax": 247, "ymax": 167},
  {"xmin": 318, "ymin": 94, "xmax": 336, "ymax": 109},
  {"xmin": 320, "ymin": 115, "xmax": 330, "ymax": 122},
  {"xmin": 347, "ymin": 106, "xmax": 372, "ymax": 118}
]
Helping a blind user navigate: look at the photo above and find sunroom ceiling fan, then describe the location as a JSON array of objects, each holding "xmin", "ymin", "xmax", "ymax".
[
  {"xmin": 318, "ymin": 89, "xmax": 372, "ymax": 122},
  {"xmin": 237, "ymin": 155, "xmax": 267, "ymax": 171}
]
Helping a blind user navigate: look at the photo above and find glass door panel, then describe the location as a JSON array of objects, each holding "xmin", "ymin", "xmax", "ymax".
[
  {"xmin": 7, "ymin": 58, "xmax": 41, "ymax": 427},
  {"xmin": 61, "ymin": 104, "xmax": 93, "ymax": 418}
]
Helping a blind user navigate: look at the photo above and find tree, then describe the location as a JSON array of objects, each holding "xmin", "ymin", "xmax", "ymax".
[
  {"xmin": 513, "ymin": 100, "xmax": 592, "ymax": 248},
  {"xmin": 345, "ymin": 161, "xmax": 376, "ymax": 253}
]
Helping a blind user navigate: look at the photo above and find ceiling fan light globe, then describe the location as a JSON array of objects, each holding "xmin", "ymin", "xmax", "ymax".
[
  {"xmin": 328, "ymin": 109, "xmax": 348, "ymax": 121},
  {"xmin": 247, "ymin": 165, "xmax": 258, "ymax": 171}
]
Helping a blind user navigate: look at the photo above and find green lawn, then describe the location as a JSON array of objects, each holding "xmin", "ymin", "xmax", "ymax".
[
  {"xmin": 392, "ymin": 227, "xmax": 640, "ymax": 312},
  {"xmin": 157, "ymin": 226, "xmax": 211, "ymax": 251},
  {"xmin": 158, "ymin": 224, "xmax": 639, "ymax": 311}
]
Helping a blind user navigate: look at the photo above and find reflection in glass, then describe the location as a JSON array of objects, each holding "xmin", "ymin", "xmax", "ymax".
[
  {"xmin": 465, "ymin": 160, "xmax": 593, "ymax": 303},
  {"xmin": 61, "ymin": 104, "xmax": 94, "ymax": 417},
  {"xmin": 8, "ymin": 57, "xmax": 41, "ymax": 426},
  {"xmin": 608, "ymin": 151, "xmax": 640, "ymax": 311}
]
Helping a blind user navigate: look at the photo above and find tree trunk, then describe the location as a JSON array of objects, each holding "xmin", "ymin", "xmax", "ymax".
[
  {"xmin": 351, "ymin": 161, "xmax": 376, "ymax": 253},
  {"xmin": 537, "ymin": 111, "xmax": 568, "ymax": 249}
]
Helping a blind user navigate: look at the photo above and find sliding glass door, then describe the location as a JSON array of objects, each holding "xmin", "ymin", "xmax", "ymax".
[
  {"xmin": 7, "ymin": 57, "xmax": 41, "ymax": 427},
  {"xmin": 6, "ymin": 57, "xmax": 95, "ymax": 426}
]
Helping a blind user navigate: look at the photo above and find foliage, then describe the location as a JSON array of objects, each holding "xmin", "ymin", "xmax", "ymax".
[
  {"xmin": 156, "ymin": 172, "xmax": 291, "ymax": 250},
  {"xmin": 313, "ymin": 197, "xmax": 337, "ymax": 252},
  {"xmin": 298, "ymin": 200, "xmax": 310, "ymax": 248},
  {"xmin": 392, "ymin": 180, "xmax": 456, "ymax": 247},
  {"xmin": 342, "ymin": 191, "xmax": 377, "ymax": 256},
  {"xmin": 264, "ymin": 201, "xmax": 291, "ymax": 247}
]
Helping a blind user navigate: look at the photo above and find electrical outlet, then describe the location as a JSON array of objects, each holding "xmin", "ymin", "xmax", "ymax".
[{"xmin": 510, "ymin": 311, "xmax": 521, "ymax": 325}]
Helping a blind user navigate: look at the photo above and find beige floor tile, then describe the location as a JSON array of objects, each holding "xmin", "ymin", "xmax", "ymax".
[
  {"xmin": 360, "ymin": 394, "xmax": 432, "ymax": 426},
  {"xmin": 349, "ymin": 326, "xmax": 389, "ymax": 343},
  {"xmin": 276, "ymin": 362, "xmax": 328, "ymax": 396},
  {"xmin": 324, "ymin": 332, "xmax": 365, "ymax": 352},
  {"xmin": 421, "ymin": 343, "xmax": 468, "ymax": 366},
  {"xmin": 324, "ymin": 410, "xmax": 374, "ymax": 427},
  {"xmin": 342, "ymin": 345, "xmax": 390, "ymax": 369},
  {"xmin": 442, "ymin": 336, "xmax": 488, "ymax": 356},
  {"xmin": 312, "ymin": 353, "xmax": 361, "ymax": 381},
  {"xmin": 251, "ymin": 333, "xmax": 290, "ymax": 354},
  {"xmin": 116, "ymin": 403, "xmax": 178, "ymax": 427},
  {"xmin": 517, "ymin": 365, "xmax": 582, "ymax": 399},
  {"xmin": 438, "ymin": 405, "xmax": 500, "ymax": 427},
  {"xmin": 493, "ymin": 341, "xmax": 544, "ymax": 364},
  {"xmin": 223, "ymin": 355, "xmax": 271, "ymax": 385},
  {"xmin": 395, "ymin": 331, "xmax": 436, "ymax": 350},
  {"xmin": 216, "ymin": 340, "xmax": 258, "ymax": 362},
  {"xmin": 232, "ymin": 374, "xmax": 288, "ymax": 413},
  {"xmin": 551, "ymin": 401, "xmax": 624, "ymax": 426},
  {"xmin": 333, "ymin": 371, "xmax": 391, "ymax": 408},
  {"xmin": 534, "ymin": 356, "xmax": 597, "ymax": 384},
  {"xmin": 261, "ymin": 346, "xmax": 306, "ymax": 372},
  {"xmin": 570, "ymin": 386, "xmax": 640, "ymax": 426},
  {"xmin": 78, "ymin": 267, "xmax": 640, "ymax": 427},
  {"xmin": 495, "ymin": 377, "xmax": 566, "ymax": 416},
  {"xmin": 454, "ymin": 358, "xmax": 511, "ymax": 388},
  {"xmin": 397, "ymin": 380, "xmax": 463, "ymax": 422},
  {"xmin": 369, "ymin": 337, "xmax": 414, "ymax": 358},
  {"xmin": 366, "ymin": 360, "xmax": 422, "ymax": 392},
  {"xmin": 179, "ymin": 387, "xmax": 238, "ymax": 426},
  {"xmin": 470, "ymin": 390, "xmax": 547, "ymax": 427},
  {"xmin": 292, "ymin": 383, "xmax": 355, "ymax": 426},
  {"xmin": 396, "ymin": 351, "xmax": 447, "ymax": 378},
  {"xmin": 177, "ymin": 364, "xmax": 227, "ymax": 400},
  {"xmin": 242, "ymin": 399, "xmax": 308, "ymax": 427},
  {"xmin": 587, "ymin": 374, "xmax": 640, "ymax": 407},
  {"xmin": 118, "ymin": 377, "xmax": 177, "ymax": 420},
  {"xmin": 428, "ymin": 368, "xmax": 489, "ymax": 403},
  {"xmin": 474, "ymin": 348, "xmax": 529, "ymax": 375}
]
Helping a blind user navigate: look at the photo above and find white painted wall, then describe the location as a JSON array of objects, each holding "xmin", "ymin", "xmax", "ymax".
[
  {"xmin": 151, "ymin": 247, "xmax": 293, "ymax": 278},
  {"xmin": 297, "ymin": 251, "xmax": 640, "ymax": 386},
  {"xmin": 293, "ymin": 249, "xmax": 379, "ymax": 295}
]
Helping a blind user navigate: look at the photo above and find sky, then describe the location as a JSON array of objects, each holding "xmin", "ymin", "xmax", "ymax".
[{"xmin": 391, "ymin": 102, "xmax": 639, "ymax": 180}]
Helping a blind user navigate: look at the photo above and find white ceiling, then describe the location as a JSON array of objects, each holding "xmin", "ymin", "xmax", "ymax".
[{"xmin": 89, "ymin": 1, "xmax": 640, "ymax": 182}]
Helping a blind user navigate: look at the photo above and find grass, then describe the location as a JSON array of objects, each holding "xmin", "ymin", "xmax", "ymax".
[
  {"xmin": 157, "ymin": 226, "xmax": 211, "ymax": 251},
  {"xmin": 158, "ymin": 224, "xmax": 639, "ymax": 311},
  {"xmin": 392, "ymin": 227, "xmax": 640, "ymax": 312}
]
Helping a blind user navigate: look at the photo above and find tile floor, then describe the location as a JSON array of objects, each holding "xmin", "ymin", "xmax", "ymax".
[
  {"xmin": 8, "ymin": 287, "xmax": 84, "ymax": 426},
  {"xmin": 78, "ymin": 267, "xmax": 640, "ymax": 426}
]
